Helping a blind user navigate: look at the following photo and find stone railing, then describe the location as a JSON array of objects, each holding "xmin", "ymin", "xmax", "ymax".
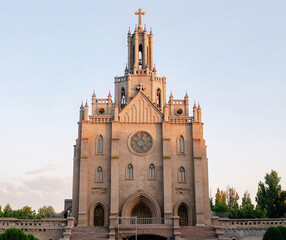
[
  {"xmin": 212, "ymin": 216, "xmax": 286, "ymax": 240},
  {"xmin": 89, "ymin": 116, "xmax": 113, "ymax": 123},
  {"xmin": 169, "ymin": 117, "xmax": 193, "ymax": 124},
  {"xmin": 0, "ymin": 217, "xmax": 75, "ymax": 240}
]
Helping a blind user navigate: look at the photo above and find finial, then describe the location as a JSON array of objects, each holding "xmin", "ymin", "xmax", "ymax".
[
  {"xmin": 92, "ymin": 90, "xmax": 96, "ymax": 98},
  {"xmin": 169, "ymin": 91, "xmax": 173, "ymax": 98},
  {"xmin": 198, "ymin": 102, "xmax": 201, "ymax": 110},
  {"xmin": 135, "ymin": 8, "xmax": 146, "ymax": 30},
  {"xmin": 80, "ymin": 101, "xmax": 84, "ymax": 109},
  {"xmin": 193, "ymin": 101, "xmax": 197, "ymax": 108},
  {"xmin": 108, "ymin": 90, "xmax": 112, "ymax": 97},
  {"xmin": 150, "ymin": 27, "xmax": 153, "ymax": 35},
  {"xmin": 153, "ymin": 64, "xmax": 157, "ymax": 73},
  {"xmin": 128, "ymin": 27, "xmax": 131, "ymax": 35},
  {"xmin": 144, "ymin": 24, "xmax": 147, "ymax": 32},
  {"xmin": 185, "ymin": 91, "xmax": 189, "ymax": 98}
]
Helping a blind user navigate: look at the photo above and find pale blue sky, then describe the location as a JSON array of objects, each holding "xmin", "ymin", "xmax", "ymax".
[{"xmin": 0, "ymin": 0, "xmax": 285, "ymax": 212}]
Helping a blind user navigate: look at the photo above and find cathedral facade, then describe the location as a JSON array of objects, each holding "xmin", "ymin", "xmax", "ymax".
[{"xmin": 72, "ymin": 9, "xmax": 211, "ymax": 237}]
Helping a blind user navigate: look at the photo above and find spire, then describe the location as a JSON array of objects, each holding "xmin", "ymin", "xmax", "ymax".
[
  {"xmin": 85, "ymin": 100, "xmax": 88, "ymax": 107},
  {"xmin": 153, "ymin": 64, "xmax": 157, "ymax": 73},
  {"xmin": 198, "ymin": 102, "xmax": 201, "ymax": 110},
  {"xmin": 125, "ymin": 64, "xmax": 128, "ymax": 74},
  {"xmin": 150, "ymin": 27, "xmax": 153, "ymax": 35},
  {"xmin": 135, "ymin": 8, "xmax": 145, "ymax": 31},
  {"xmin": 80, "ymin": 101, "xmax": 84, "ymax": 109},
  {"xmin": 185, "ymin": 91, "xmax": 189, "ymax": 98},
  {"xmin": 92, "ymin": 90, "xmax": 96, "ymax": 98},
  {"xmin": 128, "ymin": 27, "xmax": 131, "ymax": 35},
  {"xmin": 193, "ymin": 101, "xmax": 197, "ymax": 109},
  {"xmin": 108, "ymin": 90, "xmax": 112, "ymax": 98}
]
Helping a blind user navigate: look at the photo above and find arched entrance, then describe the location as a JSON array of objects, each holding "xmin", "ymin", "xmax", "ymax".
[
  {"xmin": 131, "ymin": 202, "xmax": 152, "ymax": 218},
  {"xmin": 125, "ymin": 235, "xmax": 167, "ymax": 240},
  {"xmin": 178, "ymin": 204, "xmax": 188, "ymax": 226},
  {"xmin": 94, "ymin": 205, "xmax": 104, "ymax": 226}
]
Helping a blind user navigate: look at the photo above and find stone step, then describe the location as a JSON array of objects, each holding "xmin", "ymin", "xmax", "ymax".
[{"xmin": 70, "ymin": 226, "xmax": 109, "ymax": 240}]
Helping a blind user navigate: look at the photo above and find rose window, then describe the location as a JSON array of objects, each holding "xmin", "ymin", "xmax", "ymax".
[{"xmin": 130, "ymin": 131, "xmax": 153, "ymax": 154}]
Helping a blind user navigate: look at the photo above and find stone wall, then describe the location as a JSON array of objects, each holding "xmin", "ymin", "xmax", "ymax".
[
  {"xmin": 0, "ymin": 217, "xmax": 70, "ymax": 240},
  {"xmin": 212, "ymin": 217, "xmax": 286, "ymax": 240}
]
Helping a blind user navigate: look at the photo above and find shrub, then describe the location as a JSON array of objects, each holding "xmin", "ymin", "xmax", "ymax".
[
  {"xmin": 277, "ymin": 226, "xmax": 286, "ymax": 240},
  {"xmin": 0, "ymin": 228, "xmax": 39, "ymax": 240},
  {"xmin": 263, "ymin": 227, "xmax": 283, "ymax": 240}
]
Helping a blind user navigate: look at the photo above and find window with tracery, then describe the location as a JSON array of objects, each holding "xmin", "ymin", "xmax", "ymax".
[
  {"xmin": 149, "ymin": 164, "xmax": 155, "ymax": 179},
  {"xmin": 156, "ymin": 88, "xmax": 161, "ymax": 108},
  {"xmin": 127, "ymin": 164, "xmax": 133, "ymax": 179},
  {"xmin": 179, "ymin": 135, "xmax": 184, "ymax": 154},
  {"xmin": 97, "ymin": 135, "xmax": 103, "ymax": 154},
  {"xmin": 96, "ymin": 167, "xmax": 103, "ymax": 182},
  {"xmin": 179, "ymin": 167, "xmax": 185, "ymax": 182}
]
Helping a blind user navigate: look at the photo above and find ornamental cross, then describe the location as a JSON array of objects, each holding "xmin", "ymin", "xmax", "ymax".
[{"xmin": 135, "ymin": 8, "xmax": 145, "ymax": 30}]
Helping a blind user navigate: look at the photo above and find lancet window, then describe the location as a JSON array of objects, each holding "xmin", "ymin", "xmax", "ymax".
[
  {"xmin": 149, "ymin": 164, "xmax": 155, "ymax": 179},
  {"xmin": 121, "ymin": 87, "xmax": 126, "ymax": 105},
  {"xmin": 178, "ymin": 136, "xmax": 185, "ymax": 154},
  {"xmin": 179, "ymin": 167, "xmax": 185, "ymax": 182},
  {"xmin": 96, "ymin": 167, "xmax": 103, "ymax": 182},
  {"xmin": 97, "ymin": 135, "xmax": 103, "ymax": 154},
  {"xmin": 127, "ymin": 164, "xmax": 133, "ymax": 179},
  {"xmin": 156, "ymin": 88, "xmax": 161, "ymax": 108}
]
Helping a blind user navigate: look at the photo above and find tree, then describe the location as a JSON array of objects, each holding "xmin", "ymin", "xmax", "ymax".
[
  {"xmin": 0, "ymin": 205, "xmax": 2, "ymax": 217},
  {"xmin": 263, "ymin": 227, "xmax": 283, "ymax": 240},
  {"xmin": 3, "ymin": 203, "xmax": 12, "ymax": 217},
  {"xmin": 37, "ymin": 206, "xmax": 56, "ymax": 218},
  {"xmin": 226, "ymin": 186, "xmax": 239, "ymax": 209},
  {"xmin": 0, "ymin": 228, "xmax": 39, "ymax": 240},
  {"xmin": 256, "ymin": 170, "xmax": 286, "ymax": 218},
  {"xmin": 215, "ymin": 188, "xmax": 227, "ymax": 205},
  {"xmin": 241, "ymin": 191, "xmax": 252, "ymax": 209}
]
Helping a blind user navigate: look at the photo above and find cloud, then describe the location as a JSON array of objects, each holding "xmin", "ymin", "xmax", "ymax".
[
  {"xmin": 0, "ymin": 175, "xmax": 72, "ymax": 212},
  {"xmin": 26, "ymin": 164, "xmax": 59, "ymax": 175}
]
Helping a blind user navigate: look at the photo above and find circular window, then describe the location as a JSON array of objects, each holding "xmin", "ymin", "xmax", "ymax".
[
  {"xmin": 176, "ymin": 108, "xmax": 183, "ymax": 115},
  {"xmin": 130, "ymin": 131, "xmax": 153, "ymax": 154},
  {"xmin": 98, "ymin": 108, "xmax": 105, "ymax": 115}
]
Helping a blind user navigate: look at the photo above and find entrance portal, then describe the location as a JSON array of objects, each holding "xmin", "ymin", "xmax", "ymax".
[
  {"xmin": 126, "ymin": 235, "xmax": 167, "ymax": 240},
  {"xmin": 131, "ymin": 202, "xmax": 152, "ymax": 218},
  {"xmin": 178, "ymin": 204, "xmax": 188, "ymax": 226},
  {"xmin": 94, "ymin": 205, "xmax": 104, "ymax": 226}
]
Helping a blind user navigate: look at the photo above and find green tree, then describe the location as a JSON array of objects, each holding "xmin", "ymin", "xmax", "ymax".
[
  {"xmin": 0, "ymin": 205, "xmax": 2, "ymax": 217},
  {"xmin": 0, "ymin": 228, "xmax": 27, "ymax": 240},
  {"xmin": 226, "ymin": 186, "xmax": 239, "ymax": 209},
  {"xmin": 3, "ymin": 203, "xmax": 12, "ymax": 217},
  {"xmin": 256, "ymin": 170, "xmax": 286, "ymax": 218},
  {"xmin": 241, "ymin": 191, "xmax": 252, "ymax": 209},
  {"xmin": 263, "ymin": 227, "xmax": 283, "ymax": 240},
  {"xmin": 277, "ymin": 226, "xmax": 286, "ymax": 240},
  {"xmin": 37, "ymin": 206, "xmax": 56, "ymax": 218},
  {"xmin": 215, "ymin": 188, "xmax": 227, "ymax": 205}
]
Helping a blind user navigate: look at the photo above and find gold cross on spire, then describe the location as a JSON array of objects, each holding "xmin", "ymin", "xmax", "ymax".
[{"xmin": 135, "ymin": 8, "xmax": 145, "ymax": 30}]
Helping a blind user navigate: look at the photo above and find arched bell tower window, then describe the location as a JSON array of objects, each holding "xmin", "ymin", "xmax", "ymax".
[
  {"xmin": 178, "ymin": 136, "xmax": 185, "ymax": 154},
  {"xmin": 127, "ymin": 164, "xmax": 133, "ymax": 179},
  {"xmin": 156, "ymin": 88, "xmax": 161, "ymax": 108},
  {"xmin": 149, "ymin": 164, "xmax": 155, "ymax": 179},
  {"xmin": 96, "ymin": 167, "xmax": 103, "ymax": 182},
  {"xmin": 139, "ymin": 44, "xmax": 143, "ymax": 69},
  {"xmin": 97, "ymin": 135, "xmax": 103, "ymax": 154},
  {"xmin": 121, "ymin": 87, "xmax": 126, "ymax": 105},
  {"xmin": 179, "ymin": 167, "xmax": 185, "ymax": 182}
]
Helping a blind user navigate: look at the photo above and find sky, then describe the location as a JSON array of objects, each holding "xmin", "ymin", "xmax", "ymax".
[{"xmin": 0, "ymin": 0, "xmax": 285, "ymax": 213}]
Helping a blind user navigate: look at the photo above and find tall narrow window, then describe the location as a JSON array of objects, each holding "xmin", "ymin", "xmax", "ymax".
[
  {"xmin": 178, "ymin": 204, "xmax": 188, "ymax": 226},
  {"xmin": 139, "ymin": 44, "xmax": 143, "ymax": 69},
  {"xmin": 97, "ymin": 135, "xmax": 103, "ymax": 154},
  {"xmin": 127, "ymin": 164, "xmax": 133, "ymax": 179},
  {"xmin": 149, "ymin": 164, "xmax": 155, "ymax": 179},
  {"xmin": 156, "ymin": 88, "xmax": 161, "ymax": 108},
  {"xmin": 121, "ymin": 87, "xmax": 126, "ymax": 105},
  {"xmin": 179, "ymin": 167, "xmax": 185, "ymax": 182},
  {"xmin": 179, "ymin": 136, "xmax": 184, "ymax": 154},
  {"xmin": 97, "ymin": 167, "xmax": 103, "ymax": 182}
]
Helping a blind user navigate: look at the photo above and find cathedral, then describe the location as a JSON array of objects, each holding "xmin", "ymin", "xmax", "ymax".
[{"xmin": 71, "ymin": 9, "xmax": 211, "ymax": 240}]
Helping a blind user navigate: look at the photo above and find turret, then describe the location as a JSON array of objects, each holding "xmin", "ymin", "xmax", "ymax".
[
  {"xmin": 193, "ymin": 101, "xmax": 198, "ymax": 122},
  {"xmin": 84, "ymin": 100, "xmax": 89, "ymax": 121},
  {"xmin": 79, "ymin": 102, "xmax": 84, "ymax": 121},
  {"xmin": 184, "ymin": 92, "xmax": 189, "ymax": 116},
  {"xmin": 92, "ymin": 91, "xmax": 96, "ymax": 115},
  {"xmin": 198, "ymin": 103, "xmax": 202, "ymax": 122}
]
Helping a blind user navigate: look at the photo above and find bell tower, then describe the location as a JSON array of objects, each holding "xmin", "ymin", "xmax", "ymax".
[
  {"xmin": 128, "ymin": 8, "xmax": 154, "ymax": 72},
  {"xmin": 114, "ymin": 8, "xmax": 166, "ymax": 111}
]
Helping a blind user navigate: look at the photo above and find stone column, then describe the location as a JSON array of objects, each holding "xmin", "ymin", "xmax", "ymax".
[
  {"xmin": 162, "ymin": 121, "xmax": 173, "ymax": 218},
  {"xmin": 110, "ymin": 121, "xmax": 120, "ymax": 216}
]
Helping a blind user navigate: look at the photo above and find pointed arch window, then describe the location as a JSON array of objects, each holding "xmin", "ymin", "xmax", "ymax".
[
  {"xmin": 127, "ymin": 164, "xmax": 133, "ymax": 179},
  {"xmin": 96, "ymin": 167, "xmax": 103, "ymax": 182},
  {"xmin": 121, "ymin": 87, "xmax": 126, "ymax": 105},
  {"xmin": 149, "ymin": 164, "xmax": 155, "ymax": 179},
  {"xmin": 178, "ymin": 136, "xmax": 185, "ymax": 154},
  {"xmin": 97, "ymin": 135, "xmax": 103, "ymax": 154},
  {"xmin": 139, "ymin": 44, "xmax": 143, "ymax": 69},
  {"xmin": 156, "ymin": 88, "xmax": 161, "ymax": 108},
  {"xmin": 179, "ymin": 167, "xmax": 185, "ymax": 182}
]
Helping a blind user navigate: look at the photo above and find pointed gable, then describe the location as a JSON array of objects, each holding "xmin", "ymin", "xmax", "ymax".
[{"xmin": 119, "ymin": 91, "xmax": 162, "ymax": 123}]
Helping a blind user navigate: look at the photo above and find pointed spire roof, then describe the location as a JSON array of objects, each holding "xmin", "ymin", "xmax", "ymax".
[
  {"xmin": 150, "ymin": 27, "xmax": 153, "ymax": 35},
  {"xmin": 198, "ymin": 102, "xmax": 201, "ymax": 110},
  {"xmin": 108, "ymin": 90, "xmax": 112, "ymax": 98},
  {"xmin": 193, "ymin": 101, "xmax": 197, "ymax": 109},
  {"xmin": 85, "ymin": 100, "xmax": 88, "ymax": 107},
  {"xmin": 185, "ymin": 91, "xmax": 189, "ymax": 98},
  {"xmin": 80, "ymin": 101, "xmax": 84, "ymax": 109},
  {"xmin": 153, "ymin": 64, "xmax": 157, "ymax": 73},
  {"xmin": 128, "ymin": 27, "xmax": 131, "ymax": 35},
  {"xmin": 92, "ymin": 90, "xmax": 96, "ymax": 98},
  {"xmin": 169, "ymin": 91, "xmax": 173, "ymax": 98}
]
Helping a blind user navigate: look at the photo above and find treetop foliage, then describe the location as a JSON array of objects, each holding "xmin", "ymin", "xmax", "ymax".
[{"xmin": 0, "ymin": 228, "xmax": 39, "ymax": 240}]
